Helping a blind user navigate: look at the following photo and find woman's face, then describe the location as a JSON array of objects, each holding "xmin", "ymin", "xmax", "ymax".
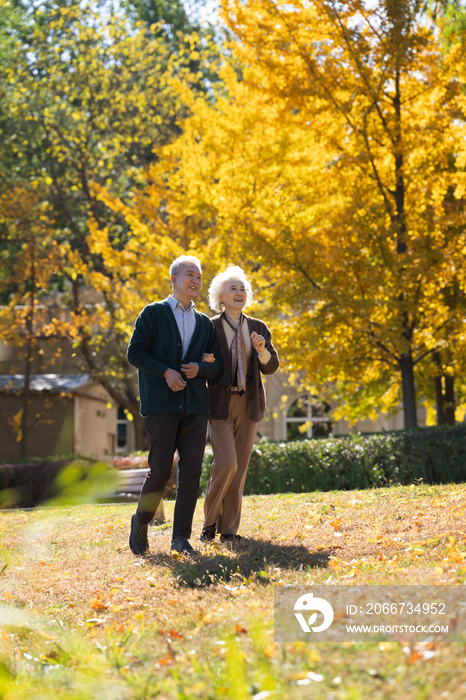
[{"xmin": 220, "ymin": 278, "xmax": 247, "ymax": 314}]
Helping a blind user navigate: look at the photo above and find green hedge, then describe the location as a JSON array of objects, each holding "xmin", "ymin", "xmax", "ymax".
[
  {"xmin": 2, "ymin": 426, "xmax": 465, "ymax": 507},
  {"xmin": 0, "ymin": 460, "xmax": 69, "ymax": 508},
  {"xmin": 0, "ymin": 459, "xmax": 118, "ymax": 508},
  {"xmin": 200, "ymin": 425, "xmax": 466, "ymax": 494}
]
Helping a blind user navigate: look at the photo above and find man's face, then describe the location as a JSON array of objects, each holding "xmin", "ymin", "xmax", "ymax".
[{"xmin": 171, "ymin": 264, "xmax": 202, "ymax": 300}]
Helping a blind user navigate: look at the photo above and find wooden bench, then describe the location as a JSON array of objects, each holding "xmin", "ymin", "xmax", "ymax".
[
  {"xmin": 116, "ymin": 468, "xmax": 165, "ymax": 523},
  {"xmin": 117, "ymin": 468, "xmax": 147, "ymax": 495}
]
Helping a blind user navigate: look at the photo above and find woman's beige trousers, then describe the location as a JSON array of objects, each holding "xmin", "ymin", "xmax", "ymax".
[{"xmin": 204, "ymin": 393, "xmax": 259, "ymax": 535}]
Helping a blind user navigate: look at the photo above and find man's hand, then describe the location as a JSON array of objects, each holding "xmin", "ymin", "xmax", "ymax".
[
  {"xmin": 251, "ymin": 331, "xmax": 266, "ymax": 354},
  {"xmin": 164, "ymin": 368, "xmax": 187, "ymax": 391},
  {"xmin": 181, "ymin": 362, "xmax": 200, "ymax": 379}
]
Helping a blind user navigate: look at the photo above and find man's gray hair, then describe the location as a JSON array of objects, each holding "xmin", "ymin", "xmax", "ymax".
[{"xmin": 169, "ymin": 255, "xmax": 202, "ymax": 277}]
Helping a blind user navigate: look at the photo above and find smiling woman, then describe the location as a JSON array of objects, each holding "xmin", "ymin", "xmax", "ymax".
[
  {"xmin": 200, "ymin": 266, "xmax": 279, "ymax": 544},
  {"xmin": 208, "ymin": 266, "xmax": 253, "ymax": 313}
]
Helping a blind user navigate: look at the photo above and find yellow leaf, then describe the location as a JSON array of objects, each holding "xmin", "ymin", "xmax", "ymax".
[{"xmin": 264, "ymin": 643, "xmax": 277, "ymax": 659}]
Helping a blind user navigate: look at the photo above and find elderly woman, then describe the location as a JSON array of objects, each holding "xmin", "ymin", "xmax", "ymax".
[{"xmin": 200, "ymin": 266, "xmax": 279, "ymax": 542}]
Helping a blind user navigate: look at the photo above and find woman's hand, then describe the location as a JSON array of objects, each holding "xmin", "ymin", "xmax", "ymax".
[
  {"xmin": 251, "ymin": 331, "xmax": 266, "ymax": 353},
  {"xmin": 202, "ymin": 353, "xmax": 215, "ymax": 363}
]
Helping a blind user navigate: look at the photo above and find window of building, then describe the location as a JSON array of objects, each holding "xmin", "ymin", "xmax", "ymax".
[
  {"xmin": 117, "ymin": 406, "xmax": 128, "ymax": 451},
  {"xmin": 286, "ymin": 395, "xmax": 332, "ymax": 439}
]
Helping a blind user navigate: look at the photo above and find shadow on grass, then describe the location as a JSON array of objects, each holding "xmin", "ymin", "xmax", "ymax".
[{"xmin": 145, "ymin": 538, "xmax": 332, "ymax": 588}]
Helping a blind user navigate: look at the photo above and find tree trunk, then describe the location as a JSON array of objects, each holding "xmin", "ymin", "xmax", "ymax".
[
  {"xmin": 434, "ymin": 374, "xmax": 446, "ymax": 425},
  {"xmin": 133, "ymin": 412, "xmax": 147, "ymax": 451},
  {"xmin": 433, "ymin": 352, "xmax": 455, "ymax": 425},
  {"xmin": 399, "ymin": 353, "xmax": 417, "ymax": 428},
  {"xmin": 444, "ymin": 375, "xmax": 456, "ymax": 425},
  {"xmin": 20, "ymin": 244, "xmax": 36, "ymax": 460},
  {"xmin": 20, "ymin": 333, "xmax": 32, "ymax": 460}
]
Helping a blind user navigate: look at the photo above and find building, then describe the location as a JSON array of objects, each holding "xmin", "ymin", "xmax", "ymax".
[
  {"xmin": 259, "ymin": 369, "xmax": 428, "ymax": 441},
  {"xmin": 0, "ymin": 373, "xmax": 117, "ymax": 461}
]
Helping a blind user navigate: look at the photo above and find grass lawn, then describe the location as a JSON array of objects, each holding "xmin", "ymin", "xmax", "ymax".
[{"xmin": 1, "ymin": 483, "xmax": 466, "ymax": 699}]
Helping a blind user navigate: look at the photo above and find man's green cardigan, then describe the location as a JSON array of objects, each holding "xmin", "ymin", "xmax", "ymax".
[{"xmin": 127, "ymin": 300, "xmax": 223, "ymax": 416}]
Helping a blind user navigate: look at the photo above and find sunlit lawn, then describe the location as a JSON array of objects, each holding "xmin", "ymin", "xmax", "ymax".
[{"xmin": 1, "ymin": 483, "xmax": 466, "ymax": 699}]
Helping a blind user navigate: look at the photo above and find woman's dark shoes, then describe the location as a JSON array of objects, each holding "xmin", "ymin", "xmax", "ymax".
[
  {"xmin": 220, "ymin": 533, "xmax": 243, "ymax": 542},
  {"xmin": 171, "ymin": 536, "xmax": 198, "ymax": 556},
  {"xmin": 199, "ymin": 524, "xmax": 217, "ymax": 542},
  {"xmin": 129, "ymin": 513, "xmax": 149, "ymax": 555}
]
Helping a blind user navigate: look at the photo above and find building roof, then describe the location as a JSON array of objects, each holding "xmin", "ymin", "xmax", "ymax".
[{"xmin": 0, "ymin": 374, "xmax": 91, "ymax": 394}]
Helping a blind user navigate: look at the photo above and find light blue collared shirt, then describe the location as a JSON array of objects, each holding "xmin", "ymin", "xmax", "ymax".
[{"xmin": 167, "ymin": 295, "xmax": 196, "ymax": 359}]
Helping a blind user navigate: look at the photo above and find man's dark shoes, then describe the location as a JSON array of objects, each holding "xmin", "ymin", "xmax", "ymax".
[
  {"xmin": 129, "ymin": 514, "xmax": 149, "ymax": 555},
  {"xmin": 220, "ymin": 534, "xmax": 243, "ymax": 542},
  {"xmin": 171, "ymin": 536, "xmax": 198, "ymax": 556},
  {"xmin": 199, "ymin": 523, "xmax": 216, "ymax": 542}
]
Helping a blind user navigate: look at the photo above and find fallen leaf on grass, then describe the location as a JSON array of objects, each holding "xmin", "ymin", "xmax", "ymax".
[
  {"xmin": 235, "ymin": 625, "xmax": 247, "ymax": 634},
  {"xmin": 409, "ymin": 650, "xmax": 422, "ymax": 664},
  {"xmin": 435, "ymin": 567, "xmax": 444, "ymax": 575},
  {"xmin": 159, "ymin": 650, "xmax": 174, "ymax": 666},
  {"xmin": 264, "ymin": 644, "xmax": 277, "ymax": 659},
  {"xmin": 330, "ymin": 517, "xmax": 342, "ymax": 530}
]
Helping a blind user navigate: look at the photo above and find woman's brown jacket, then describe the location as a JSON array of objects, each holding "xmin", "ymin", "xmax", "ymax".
[{"xmin": 208, "ymin": 313, "xmax": 279, "ymax": 422}]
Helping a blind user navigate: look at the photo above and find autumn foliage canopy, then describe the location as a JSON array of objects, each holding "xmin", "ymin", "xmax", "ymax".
[{"xmin": 1, "ymin": 0, "xmax": 466, "ymax": 439}]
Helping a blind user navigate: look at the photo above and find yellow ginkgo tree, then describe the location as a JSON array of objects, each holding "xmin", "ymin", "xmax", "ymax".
[{"xmin": 149, "ymin": 0, "xmax": 466, "ymax": 428}]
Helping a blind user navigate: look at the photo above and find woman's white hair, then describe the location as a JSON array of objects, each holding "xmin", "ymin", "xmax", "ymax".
[
  {"xmin": 169, "ymin": 255, "xmax": 202, "ymax": 277},
  {"xmin": 208, "ymin": 266, "xmax": 253, "ymax": 313}
]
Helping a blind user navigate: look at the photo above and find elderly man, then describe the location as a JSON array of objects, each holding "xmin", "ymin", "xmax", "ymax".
[{"xmin": 127, "ymin": 255, "xmax": 223, "ymax": 556}]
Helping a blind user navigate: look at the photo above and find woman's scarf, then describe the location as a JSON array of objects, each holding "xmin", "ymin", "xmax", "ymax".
[{"xmin": 223, "ymin": 312, "xmax": 246, "ymax": 396}]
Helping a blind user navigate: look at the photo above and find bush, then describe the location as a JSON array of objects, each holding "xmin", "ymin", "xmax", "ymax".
[
  {"xmin": 200, "ymin": 425, "xmax": 466, "ymax": 495},
  {"xmin": 3, "ymin": 426, "xmax": 465, "ymax": 507},
  {"xmin": 0, "ymin": 460, "xmax": 70, "ymax": 508},
  {"xmin": 0, "ymin": 458, "xmax": 118, "ymax": 508}
]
